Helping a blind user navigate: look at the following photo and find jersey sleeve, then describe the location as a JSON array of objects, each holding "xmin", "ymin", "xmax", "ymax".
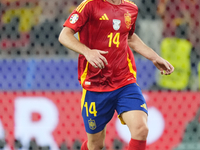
[
  {"xmin": 129, "ymin": 23, "xmax": 136, "ymax": 36},
  {"xmin": 129, "ymin": 7, "xmax": 138, "ymax": 36},
  {"xmin": 128, "ymin": 47, "xmax": 136, "ymax": 71},
  {"xmin": 63, "ymin": 0, "xmax": 93, "ymax": 33}
]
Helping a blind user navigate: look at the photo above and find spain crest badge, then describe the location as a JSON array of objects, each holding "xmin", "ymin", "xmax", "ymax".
[
  {"xmin": 124, "ymin": 12, "xmax": 131, "ymax": 29},
  {"xmin": 88, "ymin": 119, "xmax": 96, "ymax": 130}
]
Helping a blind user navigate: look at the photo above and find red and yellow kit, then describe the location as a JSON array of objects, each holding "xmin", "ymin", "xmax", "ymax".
[{"xmin": 63, "ymin": 0, "xmax": 138, "ymax": 92}]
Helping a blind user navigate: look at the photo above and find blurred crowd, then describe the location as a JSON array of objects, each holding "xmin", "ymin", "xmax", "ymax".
[
  {"xmin": 0, "ymin": 0, "xmax": 200, "ymax": 90},
  {"xmin": 0, "ymin": 0, "xmax": 199, "ymax": 57},
  {"xmin": 0, "ymin": 0, "xmax": 82, "ymax": 58}
]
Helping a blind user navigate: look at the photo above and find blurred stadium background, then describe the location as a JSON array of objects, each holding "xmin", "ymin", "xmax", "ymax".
[{"xmin": 0, "ymin": 0, "xmax": 200, "ymax": 150}]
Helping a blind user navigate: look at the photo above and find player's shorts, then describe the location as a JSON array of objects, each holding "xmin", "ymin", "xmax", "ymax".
[{"xmin": 81, "ymin": 83, "xmax": 148, "ymax": 134}]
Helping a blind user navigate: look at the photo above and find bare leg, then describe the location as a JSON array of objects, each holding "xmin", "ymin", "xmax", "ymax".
[
  {"xmin": 86, "ymin": 127, "xmax": 106, "ymax": 150},
  {"xmin": 121, "ymin": 110, "xmax": 148, "ymax": 140}
]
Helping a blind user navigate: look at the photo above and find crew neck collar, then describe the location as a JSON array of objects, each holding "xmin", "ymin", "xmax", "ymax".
[{"xmin": 103, "ymin": 0, "xmax": 125, "ymax": 5}]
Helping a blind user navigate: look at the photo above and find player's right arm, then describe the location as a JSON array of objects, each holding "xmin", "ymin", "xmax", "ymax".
[
  {"xmin": 128, "ymin": 33, "xmax": 174, "ymax": 75},
  {"xmin": 59, "ymin": 0, "xmax": 108, "ymax": 69},
  {"xmin": 59, "ymin": 27, "xmax": 108, "ymax": 69}
]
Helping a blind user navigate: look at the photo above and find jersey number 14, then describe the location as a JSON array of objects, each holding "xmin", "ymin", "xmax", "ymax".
[{"xmin": 107, "ymin": 32, "xmax": 120, "ymax": 48}]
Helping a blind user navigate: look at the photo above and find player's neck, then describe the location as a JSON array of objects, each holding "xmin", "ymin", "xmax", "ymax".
[{"xmin": 106, "ymin": 0, "xmax": 122, "ymax": 5}]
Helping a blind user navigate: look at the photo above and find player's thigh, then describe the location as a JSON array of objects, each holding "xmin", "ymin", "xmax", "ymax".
[
  {"xmin": 121, "ymin": 110, "xmax": 148, "ymax": 140},
  {"xmin": 121, "ymin": 110, "xmax": 148, "ymax": 130},
  {"xmin": 116, "ymin": 83, "xmax": 148, "ymax": 125},
  {"xmin": 87, "ymin": 127, "xmax": 106, "ymax": 149},
  {"xmin": 81, "ymin": 89, "xmax": 116, "ymax": 134}
]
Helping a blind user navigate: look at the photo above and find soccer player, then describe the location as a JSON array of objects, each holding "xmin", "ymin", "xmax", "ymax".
[{"xmin": 59, "ymin": 0, "xmax": 174, "ymax": 150}]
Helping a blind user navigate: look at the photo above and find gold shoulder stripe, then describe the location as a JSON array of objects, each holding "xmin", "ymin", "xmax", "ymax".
[
  {"xmin": 79, "ymin": 0, "xmax": 93, "ymax": 13},
  {"xmin": 124, "ymin": 0, "xmax": 137, "ymax": 6},
  {"xmin": 76, "ymin": 0, "xmax": 93, "ymax": 13},
  {"xmin": 76, "ymin": 1, "xmax": 85, "ymax": 12}
]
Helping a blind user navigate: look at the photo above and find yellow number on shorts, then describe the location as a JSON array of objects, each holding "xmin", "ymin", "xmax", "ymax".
[
  {"xmin": 84, "ymin": 102, "xmax": 97, "ymax": 117},
  {"xmin": 89, "ymin": 102, "xmax": 97, "ymax": 117}
]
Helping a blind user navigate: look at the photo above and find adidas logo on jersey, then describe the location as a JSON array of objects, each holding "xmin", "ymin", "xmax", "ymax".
[{"xmin": 99, "ymin": 14, "xmax": 109, "ymax": 20}]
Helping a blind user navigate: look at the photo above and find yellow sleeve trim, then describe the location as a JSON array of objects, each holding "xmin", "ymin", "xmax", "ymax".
[{"xmin": 76, "ymin": 0, "xmax": 93, "ymax": 13}]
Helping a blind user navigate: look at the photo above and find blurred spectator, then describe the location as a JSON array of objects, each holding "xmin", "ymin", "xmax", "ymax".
[
  {"xmin": 134, "ymin": 0, "xmax": 163, "ymax": 54},
  {"xmin": 157, "ymin": 0, "xmax": 200, "ymax": 90},
  {"xmin": 27, "ymin": 0, "xmax": 68, "ymax": 57},
  {"xmin": 157, "ymin": 0, "xmax": 200, "ymax": 40},
  {"xmin": 0, "ymin": 0, "xmax": 80, "ymax": 58},
  {"xmin": 157, "ymin": 0, "xmax": 200, "ymax": 53},
  {"xmin": 0, "ymin": 0, "xmax": 41, "ymax": 56}
]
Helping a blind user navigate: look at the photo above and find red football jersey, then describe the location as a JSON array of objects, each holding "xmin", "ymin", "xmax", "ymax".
[{"xmin": 63, "ymin": 0, "xmax": 138, "ymax": 92}]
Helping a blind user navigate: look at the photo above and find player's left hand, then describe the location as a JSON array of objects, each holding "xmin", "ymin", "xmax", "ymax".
[{"xmin": 152, "ymin": 57, "xmax": 174, "ymax": 75}]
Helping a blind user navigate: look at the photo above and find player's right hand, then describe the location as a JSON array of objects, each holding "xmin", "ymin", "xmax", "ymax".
[
  {"xmin": 152, "ymin": 57, "xmax": 174, "ymax": 75},
  {"xmin": 84, "ymin": 49, "xmax": 108, "ymax": 69}
]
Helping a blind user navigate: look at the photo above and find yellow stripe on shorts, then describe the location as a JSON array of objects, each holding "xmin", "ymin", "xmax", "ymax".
[{"xmin": 81, "ymin": 89, "xmax": 87, "ymax": 111}]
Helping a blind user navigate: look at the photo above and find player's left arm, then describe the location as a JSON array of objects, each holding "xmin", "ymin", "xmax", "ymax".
[{"xmin": 128, "ymin": 33, "xmax": 174, "ymax": 75}]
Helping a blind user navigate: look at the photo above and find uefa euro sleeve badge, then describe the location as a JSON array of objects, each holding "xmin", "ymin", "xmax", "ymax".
[{"xmin": 70, "ymin": 14, "xmax": 79, "ymax": 24}]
